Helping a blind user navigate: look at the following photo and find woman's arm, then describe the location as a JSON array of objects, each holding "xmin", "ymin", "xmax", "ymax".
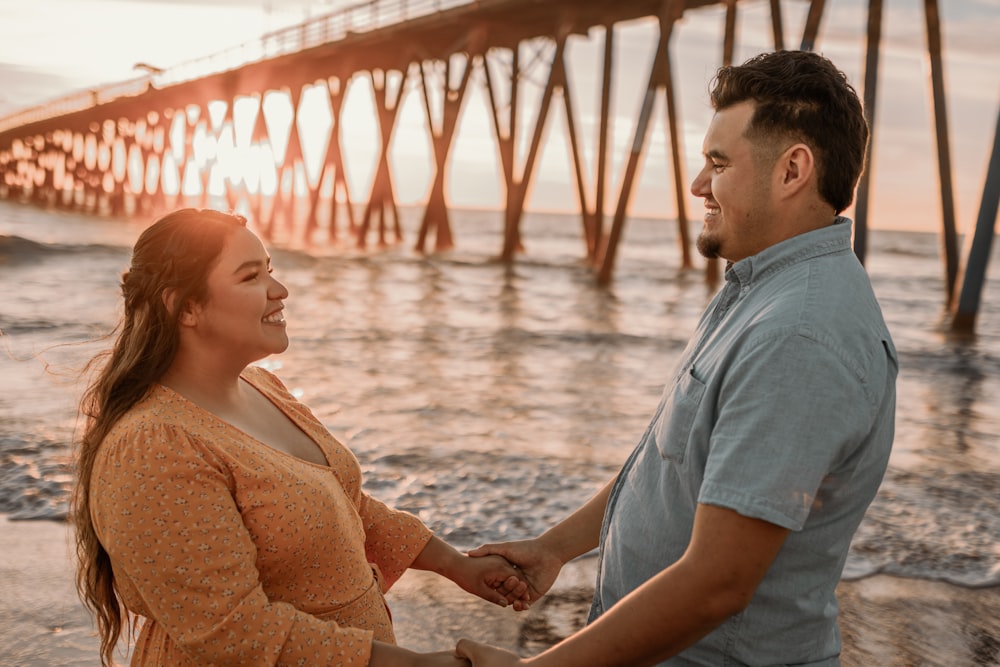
[{"xmin": 410, "ymin": 535, "xmax": 528, "ymax": 607}]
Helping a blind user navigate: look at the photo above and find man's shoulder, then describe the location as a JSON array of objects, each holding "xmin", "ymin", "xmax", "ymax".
[{"xmin": 757, "ymin": 249, "xmax": 888, "ymax": 334}]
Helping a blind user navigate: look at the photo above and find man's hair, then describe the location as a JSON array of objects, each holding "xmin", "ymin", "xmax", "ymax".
[{"xmin": 710, "ymin": 50, "xmax": 869, "ymax": 213}]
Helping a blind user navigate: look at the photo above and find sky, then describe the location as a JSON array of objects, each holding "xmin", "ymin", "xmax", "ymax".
[{"xmin": 0, "ymin": 0, "xmax": 999, "ymax": 234}]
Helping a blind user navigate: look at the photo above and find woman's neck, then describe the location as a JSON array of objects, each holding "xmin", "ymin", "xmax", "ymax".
[{"xmin": 159, "ymin": 353, "xmax": 248, "ymax": 414}]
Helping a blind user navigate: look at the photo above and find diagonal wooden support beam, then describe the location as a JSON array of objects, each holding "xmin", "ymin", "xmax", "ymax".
[
  {"xmin": 923, "ymin": 0, "xmax": 959, "ymax": 305},
  {"xmin": 415, "ymin": 54, "xmax": 474, "ymax": 253},
  {"xmin": 853, "ymin": 0, "xmax": 884, "ymax": 266},
  {"xmin": 305, "ymin": 76, "xmax": 354, "ymax": 244},
  {"xmin": 662, "ymin": 13, "xmax": 693, "ymax": 273},
  {"xmin": 590, "ymin": 24, "xmax": 615, "ymax": 261},
  {"xmin": 555, "ymin": 32, "xmax": 598, "ymax": 261},
  {"xmin": 769, "ymin": 0, "xmax": 785, "ymax": 50},
  {"xmin": 598, "ymin": 0, "xmax": 688, "ymax": 285},
  {"xmin": 493, "ymin": 35, "xmax": 568, "ymax": 262},
  {"xmin": 358, "ymin": 68, "xmax": 406, "ymax": 248},
  {"xmin": 217, "ymin": 100, "xmax": 243, "ymax": 216},
  {"xmin": 951, "ymin": 99, "xmax": 1000, "ymax": 334},
  {"xmin": 723, "ymin": 0, "xmax": 737, "ymax": 66},
  {"xmin": 244, "ymin": 94, "xmax": 269, "ymax": 231},
  {"xmin": 278, "ymin": 84, "xmax": 306, "ymax": 241},
  {"xmin": 483, "ymin": 47, "xmax": 517, "ymax": 203},
  {"xmin": 253, "ymin": 94, "xmax": 281, "ymax": 240},
  {"xmin": 800, "ymin": 0, "xmax": 826, "ymax": 51},
  {"xmin": 330, "ymin": 77, "xmax": 357, "ymax": 240}
]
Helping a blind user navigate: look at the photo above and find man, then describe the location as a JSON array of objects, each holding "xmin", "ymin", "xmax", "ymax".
[{"xmin": 457, "ymin": 50, "xmax": 898, "ymax": 666}]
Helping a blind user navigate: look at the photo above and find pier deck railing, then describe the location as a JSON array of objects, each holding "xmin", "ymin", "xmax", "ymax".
[{"xmin": 0, "ymin": 0, "xmax": 469, "ymax": 134}]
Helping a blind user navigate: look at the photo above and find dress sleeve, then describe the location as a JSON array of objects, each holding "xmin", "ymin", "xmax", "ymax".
[
  {"xmin": 358, "ymin": 492, "xmax": 433, "ymax": 590},
  {"xmin": 90, "ymin": 418, "xmax": 375, "ymax": 667}
]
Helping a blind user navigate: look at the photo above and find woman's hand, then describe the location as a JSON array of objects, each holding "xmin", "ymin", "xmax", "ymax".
[
  {"xmin": 452, "ymin": 552, "xmax": 530, "ymax": 608},
  {"xmin": 412, "ymin": 536, "xmax": 529, "ymax": 608},
  {"xmin": 468, "ymin": 538, "xmax": 563, "ymax": 611},
  {"xmin": 371, "ymin": 642, "xmax": 470, "ymax": 667},
  {"xmin": 454, "ymin": 639, "xmax": 525, "ymax": 667},
  {"xmin": 415, "ymin": 651, "xmax": 472, "ymax": 667}
]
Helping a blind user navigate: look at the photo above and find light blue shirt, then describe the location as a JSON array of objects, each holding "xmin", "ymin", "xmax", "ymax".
[{"xmin": 589, "ymin": 218, "xmax": 898, "ymax": 666}]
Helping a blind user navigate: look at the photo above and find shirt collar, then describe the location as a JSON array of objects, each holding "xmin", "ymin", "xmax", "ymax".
[{"xmin": 724, "ymin": 216, "xmax": 854, "ymax": 288}]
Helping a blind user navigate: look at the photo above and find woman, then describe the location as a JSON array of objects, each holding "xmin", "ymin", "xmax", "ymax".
[{"xmin": 74, "ymin": 209, "xmax": 526, "ymax": 667}]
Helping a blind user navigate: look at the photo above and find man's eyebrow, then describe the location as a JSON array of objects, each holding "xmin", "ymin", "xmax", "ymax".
[{"xmin": 705, "ymin": 149, "xmax": 728, "ymax": 161}]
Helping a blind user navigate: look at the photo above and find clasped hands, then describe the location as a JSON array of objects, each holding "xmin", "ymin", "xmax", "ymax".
[{"xmin": 448, "ymin": 537, "xmax": 564, "ymax": 667}]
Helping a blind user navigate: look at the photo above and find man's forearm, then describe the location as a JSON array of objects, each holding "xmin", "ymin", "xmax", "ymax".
[
  {"xmin": 524, "ymin": 503, "xmax": 790, "ymax": 667},
  {"xmin": 538, "ymin": 476, "xmax": 615, "ymax": 564}
]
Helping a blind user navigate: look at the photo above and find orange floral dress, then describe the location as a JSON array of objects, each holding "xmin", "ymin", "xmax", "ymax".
[{"xmin": 90, "ymin": 366, "xmax": 433, "ymax": 666}]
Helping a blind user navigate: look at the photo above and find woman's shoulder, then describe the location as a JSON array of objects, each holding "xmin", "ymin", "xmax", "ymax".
[
  {"xmin": 105, "ymin": 384, "xmax": 180, "ymax": 434},
  {"xmin": 98, "ymin": 385, "xmax": 219, "ymax": 465}
]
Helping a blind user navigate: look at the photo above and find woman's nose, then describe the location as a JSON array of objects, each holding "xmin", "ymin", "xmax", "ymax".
[{"xmin": 269, "ymin": 275, "xmax": 289, "ymax": 299}]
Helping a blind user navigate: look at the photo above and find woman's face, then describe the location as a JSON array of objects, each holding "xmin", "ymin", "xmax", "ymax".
[{"xmin": 189, "ymin": 226, "xmax": 289, "ymax": 364}]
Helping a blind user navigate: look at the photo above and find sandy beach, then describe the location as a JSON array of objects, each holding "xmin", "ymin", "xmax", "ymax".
[{"xmin": 2, "ymin": 515, "xmax": 997, "ymax": 666}]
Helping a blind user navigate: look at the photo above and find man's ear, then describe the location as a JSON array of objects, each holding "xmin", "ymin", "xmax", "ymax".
[
  {"xmin": 777, "ymin": 143, "xmax": 815, "ymax": 196},
  {"xmin": 162, "ymin": 289, "xmax": 198, "ymax": 326}
]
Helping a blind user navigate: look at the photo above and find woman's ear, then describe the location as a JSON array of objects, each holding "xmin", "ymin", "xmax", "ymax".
[{"xmin": 162, "ymin": 289, "xmax": 198, "ymax": 326}]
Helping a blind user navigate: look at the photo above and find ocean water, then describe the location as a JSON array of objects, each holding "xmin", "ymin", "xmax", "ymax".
[{"xmin": 0, "ymin": 198, "xmax": 998, "ymax": 593}]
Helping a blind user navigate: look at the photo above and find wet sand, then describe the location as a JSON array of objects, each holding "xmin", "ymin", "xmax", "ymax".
[{"xmin": 2, "ymin": 515, "xmax": 997, "ymax": 666}]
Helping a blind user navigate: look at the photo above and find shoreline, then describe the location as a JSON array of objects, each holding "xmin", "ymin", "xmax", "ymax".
[{"xmin": 2, "ymin": 516, "xmax": 997, "ymax": 666}]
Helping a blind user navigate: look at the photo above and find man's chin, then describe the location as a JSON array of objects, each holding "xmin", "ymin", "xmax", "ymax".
[{"xmin": 696, "ymin": 233, "xmax": 721, "ymax": 259}]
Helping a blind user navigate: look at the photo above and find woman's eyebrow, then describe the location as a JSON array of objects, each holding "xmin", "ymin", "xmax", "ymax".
[{"xmin": 232, "ymin": 258, "xmax": 269, "ymax": 274}]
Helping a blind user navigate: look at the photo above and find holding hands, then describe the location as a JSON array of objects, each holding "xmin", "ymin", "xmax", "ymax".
[
  {"xmin": 452, "ymin": 551, "xmax": 531, "ymax": 609},
  {"xmin": 449, "ymin": 536, "xmax": 569, "ymax": 666},
  {"xmin": 451, "ymin": 480, "xmax": 611, "ymax": 665},
  {"xmin": 468, "ymin": 537, "xmax": 565, "ymax": 611},
  {"xmin": 412, "ymin": 536, "xmax": 531, "ymax": 609}
]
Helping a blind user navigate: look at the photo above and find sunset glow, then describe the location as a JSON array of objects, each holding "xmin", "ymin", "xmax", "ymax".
[{"xmin": 0, "ymin": 1, "xmax": 998, "ymax": 233}]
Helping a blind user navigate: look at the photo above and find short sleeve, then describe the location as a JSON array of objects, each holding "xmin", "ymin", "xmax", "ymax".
[
  {"xmin": 359, "ymin": 493, "xmax": 433, "ymax": 590},
  {"xmin": 698, "ymin": 333, "xmax": 878, "ymax": 530}
]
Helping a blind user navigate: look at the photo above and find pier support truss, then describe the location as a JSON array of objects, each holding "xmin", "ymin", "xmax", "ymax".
[{"xmin": 0, "ymin": 0, "xmax": 992, "ymax": 330}]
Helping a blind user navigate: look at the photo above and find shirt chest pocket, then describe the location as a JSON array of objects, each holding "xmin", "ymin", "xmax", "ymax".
[{"xmin": 653, "ymin": 369, "xmax": 707, "ymax": 465}]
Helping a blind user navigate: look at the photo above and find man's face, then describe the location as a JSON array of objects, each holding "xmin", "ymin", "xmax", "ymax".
[{"xmin": 690, "ymin": 100, "xmax": 775, "ymax": 263}]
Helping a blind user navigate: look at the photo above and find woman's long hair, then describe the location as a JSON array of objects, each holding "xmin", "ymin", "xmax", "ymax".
[{"xmin": 73, "ymin": 209, "xmax": 246, "ymax": 666}]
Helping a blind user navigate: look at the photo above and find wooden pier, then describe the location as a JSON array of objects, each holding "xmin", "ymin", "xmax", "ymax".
[{"xmin": 0, "ymin": 0, "xmax": 994, "ymax": 331}]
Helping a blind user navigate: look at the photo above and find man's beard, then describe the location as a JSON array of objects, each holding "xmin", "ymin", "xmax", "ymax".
[{"xmin": 696, "ymin": 229, "xmax": 721, "ymax": 259}]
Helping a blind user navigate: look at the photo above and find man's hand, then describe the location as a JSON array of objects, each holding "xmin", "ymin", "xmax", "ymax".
[
  {"xmin": 468, "ymin": 538, "xmax": 563, "ymax": 611},
  {"xmin": 411, "ymin": 536, "xmax": 530, "ymax": 608}
]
